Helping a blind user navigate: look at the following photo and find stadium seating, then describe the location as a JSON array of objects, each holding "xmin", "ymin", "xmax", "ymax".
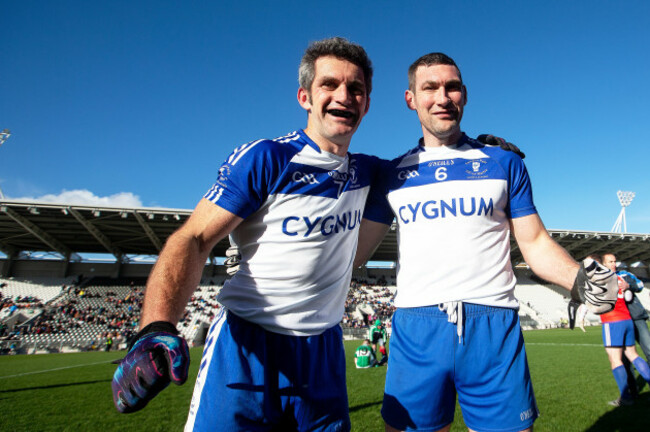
[
  {"xmin": 178, "ymin": 279, "xmax": 224, "ymax": 344},
  {"xmin": 0, "ymin": 276, "xmax": 71, "ymax": 304},
  {"xmin": 2, "ymin": 269, "xmax": 648, "ymax": 354}
]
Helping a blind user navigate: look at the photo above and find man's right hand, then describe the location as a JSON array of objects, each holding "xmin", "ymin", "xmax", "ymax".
[{"xmin": 112, "ymin": 321, "xmax": 190, "ymax": 413}]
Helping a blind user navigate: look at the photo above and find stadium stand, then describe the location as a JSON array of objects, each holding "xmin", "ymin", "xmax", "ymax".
[
  {"xmin": 1, "ymin": 201, "xmax": 650, "ymax": 354},
  {"xmin": 514, "ymin": 268, "xmax": 604, "ymax": 328},
  {"xmin": 177, "ymin": 277, "xmax": 226, "ymax": 345},
  {"xmin": 0, "ymin": 278, "xmax": 143, "ymax": 354},
  {"xmin": 1, "ymin": 269, "xmax": 648, "ymax": 354}
]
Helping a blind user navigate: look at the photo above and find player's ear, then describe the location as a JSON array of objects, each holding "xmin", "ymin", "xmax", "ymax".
[
  {"xmin": 297, "ymin": 87, "xmax": 312, "ymax": 111},
  {"xmin": 405, "ymin": 90, "xmax": 416, "ymax": 111},
  {"xmin": 363, "ymin": 96, "xmax": 370, "ymax": 116},
  {"xmin": 461, "ymin": 84, "xmax": 468, "ymax": 107}
]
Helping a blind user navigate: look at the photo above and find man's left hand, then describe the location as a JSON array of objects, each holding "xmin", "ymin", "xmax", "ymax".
[
  {"xmin": 571, "ymin": 258, "xmax": 618, "ymax": 315},
  {"xmin": 477, "ymin": 134, "xmax": 525, "ymax": 159}
]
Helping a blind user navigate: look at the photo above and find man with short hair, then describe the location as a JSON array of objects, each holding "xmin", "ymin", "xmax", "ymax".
[
  {"xmin": 112, "ymin": 36, "xmax": 378, "ymax": 431},
  {"xmin": 357, "ymin": 52, "xmax": 618, "ymax": 432},
  {"xmin": 603, "ymin": 254, "xmax": 650, "ymax": 362},
  {"xmin": 599, "ymin": 252, "xmax": 650, "ymax": 406},
  {"xmin": 619, "ymin": 262, "xmax": 650, "ymax": 394},
  {"xmin": 112, "ymin": 40, "xmax": 606, "ymax": 431}
]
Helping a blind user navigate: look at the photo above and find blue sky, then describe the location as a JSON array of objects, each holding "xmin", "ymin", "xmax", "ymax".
[{"xmin": 2, "ymin": 1, "xmax": 650, "ymax": 233}]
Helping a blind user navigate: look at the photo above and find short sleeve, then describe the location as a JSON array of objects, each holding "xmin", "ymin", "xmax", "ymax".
[
  {"xmin": 363, "ymin": 158, "xmax": 396, "ymax": 225},
  {"xmin": 506, "ymin": 155, "xmax": 537, "ymax": 219},
  {"xmin": 204, "ymin": 139, "xmax": 290, "ymax": 219}
]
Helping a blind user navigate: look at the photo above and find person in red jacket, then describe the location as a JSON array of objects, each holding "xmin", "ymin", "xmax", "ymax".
[{"xmin": 600, "ymin": 252, "xmax": 650, "ymax": 406}]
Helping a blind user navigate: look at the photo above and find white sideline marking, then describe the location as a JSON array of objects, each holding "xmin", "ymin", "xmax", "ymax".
[
  {"xmin": 0, "ymin": 360, "xmax": 112, "ymax": 379},
  {"xmin": 526, "ymin": 342, "xmax": 602, "ymax": 347}
]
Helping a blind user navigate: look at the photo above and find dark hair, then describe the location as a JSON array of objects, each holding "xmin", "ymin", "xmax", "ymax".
[
  {"xmin": 299, "ymin": 37, "xmax": 373, "ymax": 96},
  {"xmin": 407, "ymin": 52, "xmax": 461, "ymax": 91}
]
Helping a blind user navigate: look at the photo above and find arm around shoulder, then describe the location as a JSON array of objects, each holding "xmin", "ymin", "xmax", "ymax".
[
  {"xmin": 354, "ymin": 219, "xmax": 391, "ymax": 268},
  {"xmin": 622, "ymin": 271, "xmax": 644, "ymax": 292},
  {"xmin": 140, "ymin": 198, "xmax": 243, "ymax": 327}
]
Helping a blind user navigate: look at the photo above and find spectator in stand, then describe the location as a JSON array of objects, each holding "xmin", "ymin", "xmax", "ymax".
[{"xmin": 599, "ymin": 252, "xmax": 650, "ymax": 406}]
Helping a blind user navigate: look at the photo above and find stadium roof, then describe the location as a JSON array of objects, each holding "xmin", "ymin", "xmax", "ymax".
[
  {"xmin": 0, "ymin": 201, "xmax": 202, "ymax": 261},
  {"xmin": 1, "ymin": 200, "xmax": 649, "ymax": 266}
]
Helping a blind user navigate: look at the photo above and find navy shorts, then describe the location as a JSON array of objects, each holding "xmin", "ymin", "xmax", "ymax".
[
  {"xmin": 602, "ymin": 319, "xmax": 636, "ymax": 347},
  {"xmin": 185, "ymin": 309, "xmax": 350, "ymax": 431},
  {"xmin": 382, "ymin": 304, "xmax": 538, "ymax": 432}
]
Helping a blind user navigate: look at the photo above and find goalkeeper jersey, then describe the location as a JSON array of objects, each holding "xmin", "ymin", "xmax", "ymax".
[
  {"xmin": 364, "ymin": 134, "xmax": 537, "ymax": 309},
  {"xmin": 204, "ymin": 130, "xmax": 381, "ymax": 336}
]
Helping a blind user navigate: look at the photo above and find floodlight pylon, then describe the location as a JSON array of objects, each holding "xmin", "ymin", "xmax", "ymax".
[
  {"xmin": 611, "ymin": 190, "xmax": 635, "ymax": 233},
  {"xmin": 0, "ymin": 129, "xmax": 12, "ymax": 200}
]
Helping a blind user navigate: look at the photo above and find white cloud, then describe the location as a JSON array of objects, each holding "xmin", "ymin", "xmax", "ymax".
[{"xmin": 9, "ymin": 189, "xmax": 143, "ymax": 207}]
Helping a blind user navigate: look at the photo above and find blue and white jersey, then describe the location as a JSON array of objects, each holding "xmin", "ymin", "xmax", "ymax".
[
  {"xmin": 364, "ymin": 134, "xmax": 537, "ymax": 309},
  {"xmin": 204, "ymin": 130, "xmax": 380, "ymax": 336}
]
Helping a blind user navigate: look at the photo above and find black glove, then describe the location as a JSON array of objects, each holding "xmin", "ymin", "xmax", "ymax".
[
  {"xmin": 112, "ymin": 321, "xmax": 190, "ymax": 413},
  {"xmin": 477, "ymin": 134, "xmax": 525, "ymax": 159}
]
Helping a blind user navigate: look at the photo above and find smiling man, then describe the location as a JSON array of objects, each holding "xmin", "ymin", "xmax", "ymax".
[
  {"xmin": 111, "ymin": 37, "xmax": 381, "ymax": 431},
  {"xmin": 357, "ymin": 52, "xmax": 618, "ymax": 432}
]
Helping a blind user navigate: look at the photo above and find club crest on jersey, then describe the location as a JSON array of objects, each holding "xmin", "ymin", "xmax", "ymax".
[
  {"xmin": 348, "ymin": 165, "xmax": 358, "ymax": 184},
  {"xmin": 218, "ymin": 165, "xmax": 231, "ymax": 182},
  {"xmin": 464, "ymin": 159, "xmax": 488, "ymax": 177},
  {"xmin": 329, "ymin": 160, "xmax": 359, "ymax": 197}
]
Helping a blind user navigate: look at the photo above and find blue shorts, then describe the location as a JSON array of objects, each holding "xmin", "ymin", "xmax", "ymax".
[
  {"xmin": 382, "ymin": 304, "xmax": 538, "ymax": 432},
  {"xmin": 185, "ymin": 309, "xmax": 350, "ymax": 432},
  {"xmin": 602, "ymin": 319, "xmax": 635, "ymax": 347}
]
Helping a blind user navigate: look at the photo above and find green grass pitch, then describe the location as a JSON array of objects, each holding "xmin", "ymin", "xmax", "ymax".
[{"xmin": 1, "ymin": 326, "xmax": 648, "ymax": 431}]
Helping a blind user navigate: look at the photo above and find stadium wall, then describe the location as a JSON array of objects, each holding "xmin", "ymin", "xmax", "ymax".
[{"xmin": 0, "ymin": 259, "xmax": 230, "ymax": 280}]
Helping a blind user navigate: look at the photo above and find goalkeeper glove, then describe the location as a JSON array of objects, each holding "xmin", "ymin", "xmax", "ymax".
[
  {"xmin": 112, "ymin": 321, "xmax": 190, "ymax": 413},
  {"xmin": 477, "ymin": 134, "xmax": 526, "ymax": 159},
  {"xmin": 568, "ymin": 258, "xmax": 617, "ymax": 329}
]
